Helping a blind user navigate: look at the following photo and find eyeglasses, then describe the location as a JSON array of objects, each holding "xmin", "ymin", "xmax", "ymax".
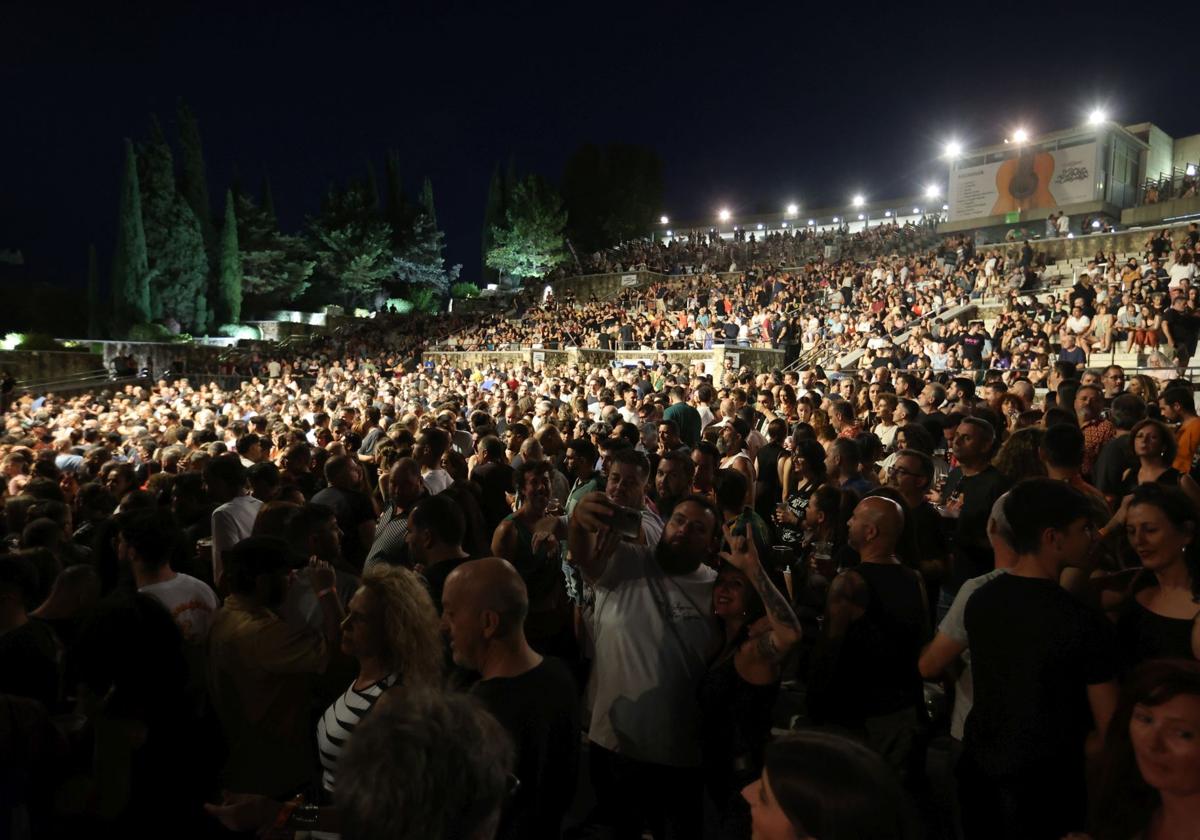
[{"xmin": 888, "ymin": 466, "xmax": 922, "ymax": 478}]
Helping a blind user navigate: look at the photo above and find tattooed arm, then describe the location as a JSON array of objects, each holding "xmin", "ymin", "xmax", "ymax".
[{"xmin": 720, "ymin": 523, "xmax": 802, "ymax": 683}]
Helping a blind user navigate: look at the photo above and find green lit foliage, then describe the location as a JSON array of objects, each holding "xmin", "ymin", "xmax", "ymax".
[
  {"xmin": 308, "ymin": 183, "xmax": 395, "ymax": 309},
  {"xmin": 237, "ymin": 194, "xmax": 315, "ymax": 312},
  {"xmin": 486, "ymin": 175, "xmax": 570, "ymax": 281}
]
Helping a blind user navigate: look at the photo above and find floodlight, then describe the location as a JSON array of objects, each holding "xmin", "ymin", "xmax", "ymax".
[
  {"xmin": 781, "ymin": 221, "xmax": 788, "ymax": 227},
  {"xmin": 1187, "ymin": 164, "xmax": 1197, "ymax": 177},
  {"xmin": 832, "ymin": 216, "xmax": 839, "ymax": 223},
  {"xmin": 660, "ymin": 215, "xmax": 669, "ymax": 225},
  {"xmin": 944, "ymin": 140, "xmax": 963, "ymax": 159},
  {"xmin": 1091, "ymin": 220, "xmax": 1101, "ymax": 229},
  {"xmin": 1087, "ymin": 108, "xmax": 1106, "ymax": 126},
  {"xmin": 666, "ymin": 229, "xmax": 673, "ymax": 236},
  {"xmin": 942, "ymin": 204, "xmax": 949, "ymax": 210},
  {"xmin": 718, "ymin": 208, "xmax": 731, "ymax": 222},
  {"xmin": 852, "ymin": 195, "xmax": 865, "ymax": 208},
  {"xmin": 1012, "ymin": 128, "xmax": 1029, "ymax": 144},
  {"xmin": 913, "ymin": 207, "xmax": 920, "ymax": 214},
  {"xmin": 808, "ymin": 219, "xmax": 815, "ymax": 225},
  {"xmin": 786, "ymin": 202, "xmax": 799, "ymax": 215},
  {"xmin": 924, "ymin": 184, "xmax": 941, "ymax": 200},
  {"xmin": 756, "ymin": 223, "xmax": 764, "ymax": 230},
  {"xmin": 857, "ymin": 213, "xmax": 865, "ymax": 220},
  {"xmin": 884, "ymin": 211, "xmax": 891, "ymax": 217}
]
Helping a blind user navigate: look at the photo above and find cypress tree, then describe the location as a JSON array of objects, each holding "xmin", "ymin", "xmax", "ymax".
[
  {"xmin": 421, "ymin": 176, "xmax": 437, "ymax": 231},
  {"xmin": 87, "ymin": 244, "xmax": 102, "ymax": 338},
  {"xmin": 176, "ymin": 99, "xmax": 216, "ymax": 264},
  {"xmin": 111, "ymin": 138, "xmax": 152, "ymax": 328},
  {"xmin": 139, "ymin": 115, "xmax": 208, "ymax": 331},
  {"xmin": 217, "ymin": 188, "xmax": 242, "ymax": 324}
]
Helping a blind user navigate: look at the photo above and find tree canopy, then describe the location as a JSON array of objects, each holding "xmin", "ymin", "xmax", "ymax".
[
  {"xmin": 561, "ymin": 143, "xmax": 663, "ymax": 254},
  {"xmin": 486, "ymin": 174, "xmax": 570, "ymax": 282}
]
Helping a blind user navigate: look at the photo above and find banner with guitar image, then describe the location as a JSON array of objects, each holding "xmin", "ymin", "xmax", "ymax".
[{"xmin": 948, "ymin": 142, "xmax": 1098, "ymax": 223}]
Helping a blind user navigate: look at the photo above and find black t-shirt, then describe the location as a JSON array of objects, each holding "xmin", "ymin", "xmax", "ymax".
[
  {"xmin": 944, "ymin": 466, "xmax": 1011, "ymax": 593},
  {"xmin": 0, "ymin": 618, "xmax": 59, "ymax": 708},
  {"xmin": 964, "ymin": 574, "xmax": 1115, "ymax": 776},
  {"xmin": 958, "ymin": 332, "xmax": 986, "ymax": 362},
  {"xmin": 1165, "ymin": 308, "xmax": 1200, "ymax": 350},
  {"xmin": 471, "ymin": 658, "xmax": 581, "ymax": 840},
  {"xmin": 754, "ymin": 442, "xmax": 784, "ymax": 523},
  {"xmin": 310, "ymin": 485, "xmax": 377, "ymax": 569}
]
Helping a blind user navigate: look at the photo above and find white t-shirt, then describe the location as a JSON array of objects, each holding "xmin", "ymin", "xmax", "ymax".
[
  {"xmin": 938, "ymin": 568, "xmax": 1010, "ymax": 740},
  {"xmin": 422, "ymin": 468, "xmax": 453, "ymax": 495},
  {"xmin": 586, "ymin": 511, "xmax": 718, "ymax": 767},
  {"xmin": 139, "ymin": 573, "xmax": 219, "ymax": 642},
  {"xmin": 212, "ymin": 494, "xmax": 264, "ymax": 587}
]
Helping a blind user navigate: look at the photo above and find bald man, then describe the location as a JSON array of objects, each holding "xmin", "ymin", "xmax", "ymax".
[
  {"xmin": 809, "ymin": 494, "xmax": 931, "ymax": 787},
  {"xmin": 442, "ymin": 558, "xmax": 580, "ymax": 840}
]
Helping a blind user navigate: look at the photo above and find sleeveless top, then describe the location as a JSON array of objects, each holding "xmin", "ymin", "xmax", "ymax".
[
  {"xmin": 779, "ymin": 483, "xmax": 815, "ymax": 549},
  {"xmin": 316, "ymin": 672, "xmax": 399, "ymax": 793},
  {"xmin": 1115, "ymin": 596, "xmax": 1197, "ymax": 677},
  {"xmin": 698, "ymin": 644, "xmax": 779, "ymax": 795},
  {"xmin": 502, "ymin": 513, "xmax": 560, "ymax": 607}
]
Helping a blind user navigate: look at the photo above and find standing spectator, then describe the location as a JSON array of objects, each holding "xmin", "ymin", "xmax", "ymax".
[
  {"xmin": 958, "ymin": 479, "xmax": 1118, "ymax": 839},
  {"xmin": 569, "ymin": 485, "xmax": 719, "ymax": 840},
  {"xmin": 471, "ymin": 435, "xmax": 515, "ymax": 533},
  {"xmin": 1087, "ymin": 660, "xmax": 1200, "ymax": 840},
  {"xmin": 664, "ymin": 387, "xmax": 702, "ymax": 449},
  {"xmin": 0, "ymin": 554, "xmax": 59, "ymax": 708},
  {"xmin": 938, "ymin": 417, "xmax": 1009, "ymax": 620},
  {"xmin": 1160, "ymin": 386, "xmax": 1200, "ymax": 474},
  {"xmin": 207, "ymin": 537, "xmax": 344, "ymax": 798},
  {"xmin": 443, "ymin": 557, "xmax": 581, "ymax": 840},
  {"xmin": 206, "ymin": 454, "xmax": 263, "ymax": 591},
  {"xmin": 414, "ymin": 428, "xmax": 453, "ymax": 495},
  {"xmin": 754, "ymin": 418, "xmax": 787, "ymax": 527},
  {"xmin": 118, "ymin": 508, "xmax": 218, "ymax": 643},
  {"xmin": 1093, "ymin": 393, "xmax": 1146, "ymax": 508},
  {"xmin": 313, "ymin": 455, "xmax": 377, "ymax": 572},
  {"xmin": 809, "ymin": 496, "xmax": 929, "ymax": 786},
  {"xmin": 364, "ymin": 458, "xmax": 426, "ymax": 571},
  {"xmin": 408, "ymin": 493, "xmax": 473, "ymax": 613},
  {"xmin": 1076, "ymin": 384, "xmax": 1115, "ymax": 480}
]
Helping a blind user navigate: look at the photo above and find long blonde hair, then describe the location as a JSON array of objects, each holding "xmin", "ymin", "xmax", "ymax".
[{"xmin": 359, "ymin": 565, "xmax": 444, "ymax": 689}]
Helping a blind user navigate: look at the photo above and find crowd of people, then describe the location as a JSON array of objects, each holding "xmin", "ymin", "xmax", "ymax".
[
  {"xmin": 5, "ymin": 304, "xmax": 1200, "ymax": 838},
  {"xmin": 559, "ymin": 219, "xmax": 942, "ymax": 278},
  {"xmin": 4, "ymin": 221, "xmax": 1200, "ymax": 839}
]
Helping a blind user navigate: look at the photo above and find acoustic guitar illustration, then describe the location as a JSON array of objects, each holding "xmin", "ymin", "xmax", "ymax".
[{"xmin": 991, "ymin": 149, "xmax": 1055, "ymax": 214}]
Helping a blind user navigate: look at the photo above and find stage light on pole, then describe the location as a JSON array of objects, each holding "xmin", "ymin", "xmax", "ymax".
[
  {"xmin": 832, "ymin": 216, "xmax": 839, "ymax": 223},
  {"xmin": 1012, "ymin": 127, "xmax": 1029, "ymax": 144},
  {"xmin": 666, "ymin": 229, "xmax": 673, "ymax": 236},
  {"xmin": 786, "ymin": 202, "xmax": 799, "ymax": 216},
  {"xmin": 924, "ymin": 184, "xmax": 941, "ymax": 200},
  {"xmin": 781, "ymin": 221, "xmax": 788, "ymax": 227},
  {"xmin": 718, "ymin": 208, "xmax": 731, "ymax": 222},
  {"xmin": 808, "ymin": 219, "xmax": 815, "ymax": 225},
  {"xmin": 756, "ymin": 223, "xmax": 764, "ymax": 230},
  {"xmin": 884, "ymin": 211, "xmax": 891, "ymax": 217},
  {"xmin": 857, "ymin": 213, "xmax": 865, "ymax": 220},
  {"xmin": 852, "ymin": 195, "xmax": 865, "ymax": 208},
  {"xmin": 660, "ymin": 215, "xmax": 669, "ymax": 225},
  {"xmin": 943, "ymin": 140, "xmax": 963, "ymax": 160},
  {"xmin": 913, "ymin": 207, "xmax": 921, "ymax": 214},
  {"xmin": 1087, "ymin": 108, "xmax": 1106, "ymax": 126}
]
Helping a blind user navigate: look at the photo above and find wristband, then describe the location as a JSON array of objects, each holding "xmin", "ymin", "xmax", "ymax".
[{"xmin": 316, "ymin": 587, "xmax": 337, "ymax": 599}]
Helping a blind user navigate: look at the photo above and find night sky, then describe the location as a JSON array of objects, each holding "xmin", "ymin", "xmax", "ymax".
[{"xmin": 3, "ymin": 1, "xmax": 1196, "ymax": 290}]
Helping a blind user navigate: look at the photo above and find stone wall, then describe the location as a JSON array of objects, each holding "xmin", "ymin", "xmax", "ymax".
[
  {"xmin": 1121, "ymin": 197, "xmax": 1200, "ymax": 227},
  {"xmin": 0, "ymin": 349, "xmax": 104, "ymax": 385}
]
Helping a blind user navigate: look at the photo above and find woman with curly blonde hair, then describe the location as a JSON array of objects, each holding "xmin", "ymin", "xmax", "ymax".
[{"xmin": 315, "ymin": 564, "xmax": 443, "ymax": 795}]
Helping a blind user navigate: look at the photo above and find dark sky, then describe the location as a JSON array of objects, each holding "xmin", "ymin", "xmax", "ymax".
[{"xmin": 2, "ymin": 1, "xmax": 1196, "ymax": 290}]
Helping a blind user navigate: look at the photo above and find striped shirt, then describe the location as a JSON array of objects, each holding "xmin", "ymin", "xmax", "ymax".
[{"xmin": 316, "ymin": 673, "xmax": 399, "ymax": 793}]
